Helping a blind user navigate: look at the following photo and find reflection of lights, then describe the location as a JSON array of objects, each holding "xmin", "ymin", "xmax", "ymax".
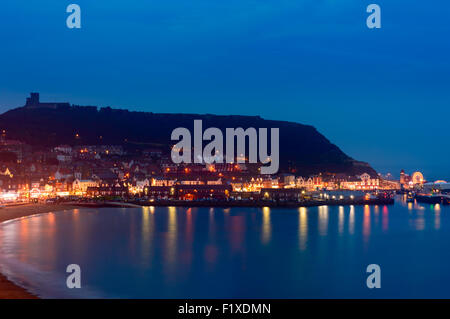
[
  {"xmin": 338, "ymin": 206, "xmax": 344, "ymax": 235},
  {"xmin": 142, "ymin": 208, "xmax": 149, "ymax": 235},
  {"xmin": 415, "ymin": 211, "xmax": 425, "ymax": 231},
  {"xmin": 47, "ymin": 213, "xmax": 55, "ymax": 225},
  {"xmin": 318, "ymin": 205, "xmax": 328, "ymax": 236},
  {"xmin": 262, "ymin": 207, "xmax": 271, "ymax": 244},
  {"xmin": 19, "ymin": 217, "xmax": 30, "ymax": 242},
  {"xmin": 169, "ymin": 207, "xmax": 176, "ymax": 221},
  {"xmin": 435, "ymin": 209, "xmax": 441, "ymax": 230},
  {"xmin": 141, "ymin": 207, "xmax": 154, "ymax": 266},
  {"xmin": 209, "ymin": 208, "xmax": 215, "ymax": 228},
  {"xmin": 165, "ymin": 207, "xmax": 177, "ymax": 266},
  {"xmin": 299, "ymin": 207, "xmax": 307, "ymax": 250},
  {"xmin": 373, "ymin": 205, "xmax": 379, "ymax": 225},
  {"xmin": 363, "ymin": 205, "xmax": 370, "ymax": 243},
  {"xmin": 382, "ymin": 205, "xmax": 389, "ymax": 231},
  {"xmin": 349, "ymin": 205, "xmax": 355, "ymax": 235}
]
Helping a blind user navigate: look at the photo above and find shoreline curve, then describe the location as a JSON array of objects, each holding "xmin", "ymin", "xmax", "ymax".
[{"xmin": 0, "ymin": 203, "xmax": 81, "ymax": 299}]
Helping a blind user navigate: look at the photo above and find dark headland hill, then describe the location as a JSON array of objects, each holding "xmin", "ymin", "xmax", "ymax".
[{"xmin": 0, "ymin": 96, "xmax": 376, "ymax": 176}]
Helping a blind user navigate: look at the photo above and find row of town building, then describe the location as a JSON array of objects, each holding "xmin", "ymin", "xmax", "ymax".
[{"xmin": 1, "ymin": 131, "xmax": 407, "ymax": 203}]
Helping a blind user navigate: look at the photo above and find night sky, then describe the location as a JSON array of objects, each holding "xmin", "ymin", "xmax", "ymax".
[{"xmin": 0, "ymin": 1, "xmax": 449, "ymax": 179}]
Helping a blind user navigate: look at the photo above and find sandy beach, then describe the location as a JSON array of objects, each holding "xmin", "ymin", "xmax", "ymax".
[{"xmin": 0, "ymin": 203, "xmax": 79, "ymax": 299}]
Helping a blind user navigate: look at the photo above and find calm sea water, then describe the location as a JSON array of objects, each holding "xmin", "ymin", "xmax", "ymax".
[{"xmin": 0, "ymin": 197, "xmax": 449, "ymax": 298}]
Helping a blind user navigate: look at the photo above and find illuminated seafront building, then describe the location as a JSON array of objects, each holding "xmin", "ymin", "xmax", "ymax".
[
  {"xmin": 341, "ymin": 173, "xmax": 380, "ymax": 190},
  {"xmin": 296, "ymin": 176, "xmax": 323, "ymax": 191},
  {"xmin": 230, "ymin": 177, "xmax": 266, "ymax": 192},
  {"xmin": 400, "ymin": 170, "xmax": 425, "ymax": 189},
  {"xmin": 72, "ymin": 179, "xmax": 98, "ymax": 195},
  {"xmin": 295, "ymin": 173, "xmax": 381, "ymax": 191},
  {"xmin": 423, "ymin": 181, "xmax": 450, "ymax": 193}
]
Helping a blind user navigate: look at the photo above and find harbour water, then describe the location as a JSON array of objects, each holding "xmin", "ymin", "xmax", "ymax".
[{"xmin": 0, "ymin": 197, "xmax": 449, "ymax": 298}]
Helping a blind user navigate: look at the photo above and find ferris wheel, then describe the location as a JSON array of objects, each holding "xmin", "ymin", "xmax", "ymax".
[{"xmin": 412, "ymin": 172, "xmax": 424, "ymax": 184}]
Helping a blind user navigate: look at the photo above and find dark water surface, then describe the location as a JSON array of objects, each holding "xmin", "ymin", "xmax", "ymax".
[{"xmin": 0, "ymin": 197, "xmax": 449, "ymax": 298}]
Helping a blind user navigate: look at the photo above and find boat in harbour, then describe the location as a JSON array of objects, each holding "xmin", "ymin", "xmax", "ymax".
[
  {"xmin": 415, "ymin": 193, "xmax": 442, "ymax": 204},
  {"xmin": 406, "ymin": 192, "xmax": 415, "ymax": 202},
  {"xmin": 442, "ymin": 194, "xmax": 450, "ymax": 205}
]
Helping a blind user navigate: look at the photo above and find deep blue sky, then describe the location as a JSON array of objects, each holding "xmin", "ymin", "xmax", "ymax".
[{"xmin": 0, "ymin": 1, "xmax": 449, "ymax": 180}]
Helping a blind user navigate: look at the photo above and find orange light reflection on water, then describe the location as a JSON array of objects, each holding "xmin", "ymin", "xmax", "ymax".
[
  {"xmin": 338, "ymin": 206, "xmax": 344, "ymax": 235},
  {"xmin": 363, "ymin": 205, "xmax": 371, "ymax": 244},
  {"xmin": 298, "ymin": 207, "xmax": 307, "ymax": 251},
  {"xmin": 349, "ymin": 205, "xmax": 355, "ymax": 235},
  {"xmin": 318, "ymin": 206, "xmax": 328, "ymax": 236},
  {"xmin": 434, "ymin": 204, "xmax": 441, "ymax": 230},
  {"xmin": 164, "ymin": 207, "xmax": 178, "ymax": 273},
  {"xmin": 382, "ymin": 206, "xmax": 389, "ymax": 232},
  {"xmin": 262, "ymin": 207, "xmax": 271, "ymax": 244}
]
